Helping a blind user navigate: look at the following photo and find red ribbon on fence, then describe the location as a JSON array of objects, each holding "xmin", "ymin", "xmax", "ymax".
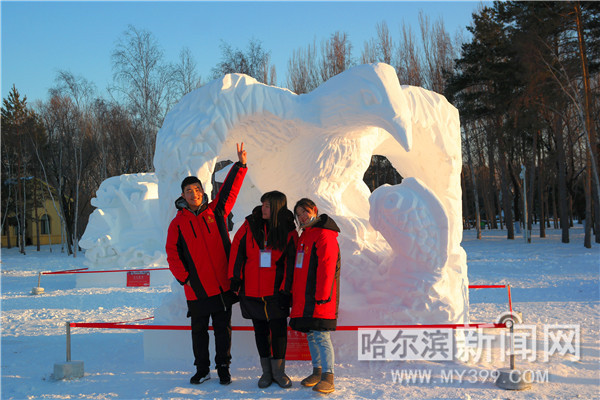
[
  {"xmin": 468, "ymin": 284, "xmax": 507, "ymax": 289},
  {"xmin": 43, "ymin": 268, "xmax": 90, "ymax": 275},
  {"xmin": 69, "ymin": 321, "xmax": 506, "ymax": 331},
  {"xmin": 43, "ymin": 267, "xmax": 169, "ymax": 275},
  {"xmin": 111, "ymin": 316, "xmax": 155, "ymax": 325}
]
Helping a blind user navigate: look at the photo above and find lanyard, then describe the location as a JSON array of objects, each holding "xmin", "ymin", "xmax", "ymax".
[
  {"xmin": 295, "ymin": 242, "xmax": 304, "ymax": 269},
  {"xmin": 263, "ymin": 224, "xmax": 268, "ymax": 248},
  {"xmin": 260, "ymin": 224, "xmax": 271, "ymax": 268}
]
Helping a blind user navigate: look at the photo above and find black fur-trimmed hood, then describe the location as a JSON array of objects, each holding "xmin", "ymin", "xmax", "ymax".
[
  {"xmin": 245, "ymin": 206, "xmax": 296, "ymax": 250},
  {"xmin": 304, "ymin": 214, "xmax": 340, "ymax": 233}
]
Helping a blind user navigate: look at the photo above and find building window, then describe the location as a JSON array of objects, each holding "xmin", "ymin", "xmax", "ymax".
[{"xmin": 40, "ymin": 215, "xmax": 51, "ymax": 235}]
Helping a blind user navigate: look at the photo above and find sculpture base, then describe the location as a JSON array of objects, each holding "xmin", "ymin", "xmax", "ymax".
[{"xmin": 53, "ymin": 361, "xmax": 84, "ymax": 380}]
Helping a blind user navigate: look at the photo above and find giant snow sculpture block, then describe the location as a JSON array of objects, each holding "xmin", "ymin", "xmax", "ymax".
[{"xmin": 80, "ymin": 63, "xmax": 468, "ymax": 361}]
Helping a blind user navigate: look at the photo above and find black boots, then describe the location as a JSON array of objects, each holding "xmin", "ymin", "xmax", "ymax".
[
  {"xmin": 313, "ymin": 372, "xmax": 335, "ymax": 393},
  {"xmin": 190, "ymin": 365, "xmax": 230, "ymax": 385},
  {"xmin": 270, "ymin": 358, "xmax": 292, "ymax": 388},
  {"xmin": 258, "ymin": 357, "xmax": 273, "ymax": 388},
  {"xmin": 217, "ymin": 364, "xmax": 231, "ymax": 385},
  {"xmin": 301, "ymin": 367, "xmax": 322, "ymax": 387},
  {"xmin": 190, "ymin": 367, "xmax": 210, "ymax": 384}
]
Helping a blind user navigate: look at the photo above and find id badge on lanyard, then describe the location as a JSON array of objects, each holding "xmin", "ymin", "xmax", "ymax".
[
  {"xmin": 260, "ymin": 227, "xmax": 271, "ymax": 268},
  {"xmin": 260, "ymin": 249, "xmax": 271, "ymax": 268},
  {"xmin": 295, "ymin": 243, "xmax": 304, "ymax": 269}
]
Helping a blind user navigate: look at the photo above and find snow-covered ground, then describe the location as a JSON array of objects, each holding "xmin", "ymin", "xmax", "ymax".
[{"xmin": 1, "ymin": 225, "xmax": 599, "ymax": 399}]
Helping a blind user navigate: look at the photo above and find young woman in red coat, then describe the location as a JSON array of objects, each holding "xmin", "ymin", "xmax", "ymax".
[
  {"xmin": 291, "ymin": 198, "xmax": 341, "ymax": 394},
  {"xmin": 229, "ymin": 191, "xmax": 297, "ymax": 388}
]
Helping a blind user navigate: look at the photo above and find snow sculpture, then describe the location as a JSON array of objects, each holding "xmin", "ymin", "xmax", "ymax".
[
  {"xmin": 368, "ymin": 178, "xmax": 453, "ymax": 319},
  {"xmin": 150, "ymin": 62, "xmax": 468, "ymax": 326},
  {"xmin": 80, "ymin": 173, "xmax": 165, "ymax": 269},
  {"xmin": 81, "ymin": 63, "xmax": 467, "ymax": 336}
]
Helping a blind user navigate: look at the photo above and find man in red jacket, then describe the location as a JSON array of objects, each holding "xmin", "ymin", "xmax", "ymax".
[{"xmin": 166, "ymin": 143, "xmax": 247, "ymax": 385}]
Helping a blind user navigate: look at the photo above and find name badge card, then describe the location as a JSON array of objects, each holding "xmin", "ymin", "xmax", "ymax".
[
  {"xmin": 295, "ymin": 251, "xmax": 304, "ymax": 269},
  {"xmin": 260, "ymin": 250, "xmax": 271, "ymax": 268}
]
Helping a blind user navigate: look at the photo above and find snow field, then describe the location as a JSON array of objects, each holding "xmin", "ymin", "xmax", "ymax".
[{"xmin": 1, "ymin": 225, "xmax": 599, "ymax": 399}]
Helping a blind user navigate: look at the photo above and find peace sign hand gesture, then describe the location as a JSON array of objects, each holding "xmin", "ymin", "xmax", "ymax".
[{"xmin": 237, "ymin": 142, "xmax": 247, "ymax": 165}]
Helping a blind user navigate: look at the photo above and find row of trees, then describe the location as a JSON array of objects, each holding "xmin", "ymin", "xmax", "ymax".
[
  {"xmin": 446, "ymin": 1, "xmax": 599, "ymax": 247},
  {"xmin": 286, "ymin": 14, "xmax": 461, "ymax": 95},
  {"xmin": 2, "ymin": 2, "xmax": 598, "ymax": 255}
]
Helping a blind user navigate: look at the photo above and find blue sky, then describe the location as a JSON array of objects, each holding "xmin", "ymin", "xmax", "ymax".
[{"xmin": 1, "ymin": 1, "xmax": 484, "ymax": 104}]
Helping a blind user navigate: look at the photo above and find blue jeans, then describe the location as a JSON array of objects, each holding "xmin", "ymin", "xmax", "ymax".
[{"xmin": 306, "ymin": 331, "xmax": 334, "ymax": 374}]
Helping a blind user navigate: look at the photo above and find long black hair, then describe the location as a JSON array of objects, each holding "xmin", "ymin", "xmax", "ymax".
[{"xmin": 261, "ymin": 191, "xmax": 292, "ymax": 250}]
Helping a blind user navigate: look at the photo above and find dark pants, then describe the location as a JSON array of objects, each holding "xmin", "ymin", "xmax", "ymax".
[
  {"xmin": 190, "ymin": 307, "xmax": 232, "ymax": 370},
  {"xmin": 251, "ymin": 318, "xmax": 288, "ymax": 359}
]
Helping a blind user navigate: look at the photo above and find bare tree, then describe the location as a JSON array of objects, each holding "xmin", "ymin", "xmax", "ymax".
[
  {"xmin": 464, "ymin": 122, "xmax": 482, "ymax": 238},
  {"xmin": 50, "ymin": 71, "xmax": 96, "ymax": 111},
  {"xmin": 111, "ymin": 25, "xmax": 177, "ymax": 171},
  {"xmin": 90, "ymin": 99, "xmax": 147, "ymax": 179},
  {"xmin": 376, "ymin": 22, "xmax": 394, "ymax": 65},
  {"xmin": 35, "ymin": 96, "xmax": 79, "ymax": 254},
  {"xmin": 320, "ymin": 31, "xmax": 354, "ymax": 82},
  {"xmin": 268, "ymin": 65, "xmax": 277, "ymax": 87},
  {"xmin": 397, "ymin": 22, "xmax": 423, "ymax": 86},
  {"xmin": 211, "ymin": 38, "xmax": 276, "ymax": 85},
  {"xmin": 287, "ymin": 39, "xmax": 320, "ymax": 94},
  {"xmin": 173, "ymin": 47, "xmax": 202, "ymax": 99},
  {"xmin": 361, "ymin": 39, "xmax": 378, "ymax": 64},
  {"xmin": 26, "ymin": 111, "xmax": 62, "ymax": 252},
  {"xmin": 419, "ymin": 11, "xmax": 457, "ymax": 93},
  {"xmin": 50, "ymin": 72, "xmax": 101, "ymax": 257},
  {"xmin": 361, "ymin": 21, "xmax": 394, "ymax": 65}
]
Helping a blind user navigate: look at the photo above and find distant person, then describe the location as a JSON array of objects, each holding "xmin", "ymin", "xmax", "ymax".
[
  {"xmin": 228, "ymin": 191, "xmax": 298, "ymax": 388},
  {"xmin": 290, "ymin": 198, "xmax": 341, "ymax": 394},
  {"xmin": 165, "ymin": 143, "xmax": 248, "ymax": 385}
]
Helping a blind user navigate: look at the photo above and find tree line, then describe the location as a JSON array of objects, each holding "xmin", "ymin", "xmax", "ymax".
[
  {"xmin": 2, "ymin": 2, "xmax": 598, "ymax": 256},
  {"xmin": 445, "ymin": 1, "xmax": 599, "ymax": 247}
]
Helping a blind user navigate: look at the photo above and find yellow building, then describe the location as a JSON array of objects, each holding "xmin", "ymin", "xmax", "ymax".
[{"xmin": 2, "ymin": 191, "xmax": 64, "ymax": 248}]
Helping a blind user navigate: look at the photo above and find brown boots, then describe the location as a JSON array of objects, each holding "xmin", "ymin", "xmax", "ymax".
[
  {"xmin": 302, "ymin": 367, "xmax": 334, "ymax": 393},
  {"xmin": 261, "ymin": 360, "xmax": 334, "ymax": 392},
  {"xmin": 312, "ymin": 372, "xmax": 335, "ymax": 393},
  {"xmin": 301, "ymin": 367, "xmax": 322, "ymax": 387}
]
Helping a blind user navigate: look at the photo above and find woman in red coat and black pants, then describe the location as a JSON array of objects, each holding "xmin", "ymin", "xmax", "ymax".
[
  {"xmin": 290, "ymin": 198, "xmax": 341, "ymax": 394},
  {"xmin": 228, "ymin": 191, "xmax": 297, "ymax": 388}
]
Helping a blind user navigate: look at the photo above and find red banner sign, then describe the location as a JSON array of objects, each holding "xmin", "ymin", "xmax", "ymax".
[
  {"xmin": 126, "ymin": 271, "xmax": 150, "ymax": 287},
  {"xmin": 285, "ymin": 330, "xmax": 311, "ymax": 361}
]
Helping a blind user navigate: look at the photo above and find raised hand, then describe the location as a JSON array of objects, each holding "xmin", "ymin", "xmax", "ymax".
[{"xmin": 237, "ymin": 142, "xmax": 247, "ymax": 165}]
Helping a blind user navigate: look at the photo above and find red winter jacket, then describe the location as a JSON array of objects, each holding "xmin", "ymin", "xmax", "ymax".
[
  {"xmin": 289, "ymin": 214, "xmax": 341, "ymax": 332},
  {"xmin": 229, "ymin": 206, "xmax": 297, "ymax": 320},
  {"xmin": 166, "ymin": 162, "xmax": 247, "ymax": 311}
]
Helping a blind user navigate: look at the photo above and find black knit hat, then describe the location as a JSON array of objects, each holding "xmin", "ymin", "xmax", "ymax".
[{"xmin": 180, "ymin": 176, "xmax": 203, "ymax": 193}]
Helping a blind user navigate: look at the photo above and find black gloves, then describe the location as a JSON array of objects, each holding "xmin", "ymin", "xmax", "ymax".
[{"xmin": 230, "ymin": 277, "xmax": 242, "ymax": 293}]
